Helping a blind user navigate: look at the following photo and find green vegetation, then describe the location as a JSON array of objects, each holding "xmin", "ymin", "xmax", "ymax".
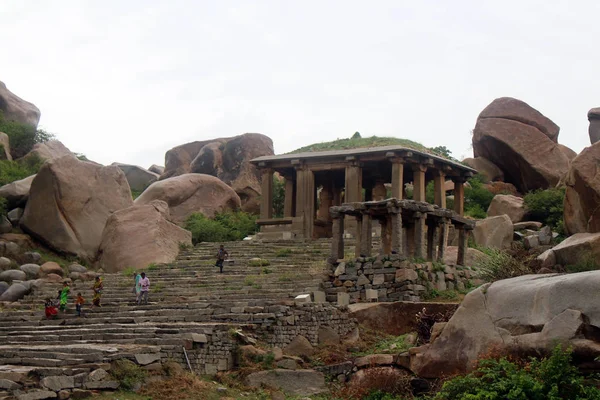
[
  {"xmin": 464, "ymin": 174, "xmax": 494, "ymax": 219},
  {"xmin": 524, "ymin": 187, "xmax": 566, "ymax": 234},
  {"xmin": 272, "ymin": 175, "xmax": 285, "ymax": 218},
  {"xmin": 110, "ymin": 359, "xmax": 148, "ymax": 391},
  {"xmin": 178, "ymin": 241, "xmax": 192, "ymax": 251},
  {"xmin": 0, "ymin": 110, "xmax": 54, "ymax": 159},
  {"xmin": 184, "ymin": 211, "xmax": 258, "ymax": 244},
  {"xmin": 249, "ymin": 258, "xmax": 270, "ymax": 267},
  {"xmin": 0, "ymin": 154, "xmax": 43, "ymax": 186},
  {"xmin": 565, "ymin": 252, "xmax": 600, "ymax": 273},
  {"xmin": 434, "ymin": 345, "xmax": 600, "ymax": 399},
  {"xmin": 367, "ymin": 333, "xmax": 413, "ymax": 355},
  {"xmin": 475, "ymin": 247, "xmax": 532, "ymax": 282},
  {"xmin": 275, "ymin": 248, "xmax": 293, "ymax": 257},
  {"xmin": 131, "ymin": 189, "xmax": 144, "ymax": 200},
  {"xmin": 289, "ymin": 135, "xmax": 430, "ymax": 154}
]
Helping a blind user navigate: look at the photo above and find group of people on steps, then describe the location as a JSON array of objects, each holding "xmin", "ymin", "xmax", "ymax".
[{"xmin": 43, "ymin": 245, "xmax": 229, "ymax": 319}]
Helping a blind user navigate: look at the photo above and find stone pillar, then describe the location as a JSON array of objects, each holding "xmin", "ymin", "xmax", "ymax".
[
  {"xmin": 414, "ymin": 212, "xmax": 426, "ymax": 259},
  {"xmin": 373, "ymin": 180, "xmax": 387, "ymax": 201},
  {"xmin": 332, "ymin": 186, "xmax": 342, "ymax": 206},
  {"xmin": 354, "ymin": 215, "xmax": 363, "ymax": 258},
  {"xmin": 379, "ymin": 216, "xmax": 391, "ymax": 255},
  {"xmin": 391, "ymin": 160, "xmax": 404, "ymax": 199},
  {"xmin": 437, "ymin": 219, "xmax": 448, "ymax": 262},
  {"xmin": 453, "ymin": 177, "xmax": 466, "ymax": 216},
  {"xmin": 330, "ymin": 214, "xmax": 344, "ymax": 262},
  {"xmin": 317, "ymin": 183, "xmax": 333, "ymax": 221},
  {"xmin": 345, "ymin": 164, "xmax": 363, "ymax": 202},
  {"xmin": 360, "ymin": 213, "xmax": 372, "ymax": 257},
  {"xmin": 283, "ymin": 175, "xmax": 295, "ymax": 217},
  {"xmin": 457, "ymin": 226, "xmax": 466, "ymax": 266},
  {"xmin": 390, "ymin": 211, "xmax": 403, "ymax": 255},
  {"xmin": 295, "ymin": 168, "xmax": 315, "ymax": 239},
  {"xmin": 412, "ymin": 165, "xmax": 427, "ymax": 202},
  {"xmin": 433, "ymin": 170, "xmax": 446, "ymax": 208},
  {"xmin": 426, "ymin": 222, "xmax": 436, "ymax": 261},
  {"xmin": 260, "ymin": 168, "xmax": 273, "ymax": 219}
]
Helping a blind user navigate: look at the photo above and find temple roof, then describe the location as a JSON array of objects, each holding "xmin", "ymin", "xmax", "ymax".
[{"xmin": 250, "ymin": 145, "xmax": 477, "ymax": 174}]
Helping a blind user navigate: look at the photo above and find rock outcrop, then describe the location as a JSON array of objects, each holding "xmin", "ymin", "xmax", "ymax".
[
  {"xmin": 461, "ymin": 157, "xmax": 503, "ymax": 182},
  {"xmin": 148, "ymin": 164, "xmax": 164, "ymax": 175},
  {"xmin": 25, "ymin": 140, "xmax": 73, "ymax": 162},
  {"xmin": 0, "ymin": 81, "xmax": 41, "ymax": 128},
  {"xmin": 96, "ymin": 200, "xmax": 192, "ymax": 273},
  {"xmin": 486, "ymin": 194, "xmax": 526, "ymax": 223},
  {"xmin": 111, "ymin": 163, "xmax": 159, "ymax": 192},
  {"xmin": 21, "ymin": 156, "xmax": 133, "ymax": 260},
  {"xmin": 161, "ymin": 133, "xmax": 274, "ymax": 213},
  {"xmin": 564, "ymin": 142, "xmax": 600, "ymax": 234},
  {"xmin": 135, "ymin": 173, "xmax": 241, "ymax": 225},
  {"xmin": 411, "ymin": 272, "xmax": 600, "ymax": 378},
  {"xmin": 472, "ymin": 97, "xmax": 570, "ymax": 192},
  {"xmin": 0, "ymin": 175, "xmax": 35, "ymax": 209},
  {"xmin": 472, "ymin": 215, "xmax": 513, "ymax": 249},
  {"xmin": 589, "ymin": 108, "xmax": 600, "ymax": 144}
]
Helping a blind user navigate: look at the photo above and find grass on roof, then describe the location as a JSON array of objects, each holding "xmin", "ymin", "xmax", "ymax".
[{"xmin": 288, "ymin": 135, "xmax": 430, "ymax": 154}]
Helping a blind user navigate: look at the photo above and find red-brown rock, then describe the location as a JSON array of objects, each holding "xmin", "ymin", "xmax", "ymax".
[
  {"xmin": 564, "ymin": 142, "xmax": 600, "ymax": 234},
  {"xmin": 461, "ymin": 157, "xmax": 504, "ymax": 182},
  {"xmin": 135, "ymin": 173, "xmax": 241, "ymax": 225},
  {"xmin": 473, "ymin": 110, "xmax": 570, "ymax": 192},
  {"xmin": 0, "ymin": 81, "xmax": 40, "ymax": 128}
]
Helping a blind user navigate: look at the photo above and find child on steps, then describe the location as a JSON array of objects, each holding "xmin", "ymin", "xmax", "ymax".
[{"xmin": 75, "ymin": 293, "xmax": 85, "ymax": 317}]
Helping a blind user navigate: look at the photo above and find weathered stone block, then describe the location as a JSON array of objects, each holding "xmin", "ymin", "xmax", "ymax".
[
  {"xmin": 313, "ymin": 291, "xmax": 326, "ymax": 303},
  {"xmin": 337, "ymin": 292, "xmax": 350, "ymax": 306},
  {"xmin": 395, "ymin": 269, "xmax": 418, "ymax": 282}
]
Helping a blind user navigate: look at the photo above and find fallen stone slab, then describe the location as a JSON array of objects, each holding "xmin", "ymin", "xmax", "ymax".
[
  {"xmin": 16, "ymin": 391, "xmax": 57, "ymax": 400},
  {"xmin": 245, "ymin": 369, "xmax": 327, "ymax": 396},
  {"xmin": 354, "ymin": 354, "xmax": 394, "ymax": 368},
  {"xmin": 86, "ymin": 368, "xmax": 109, "ymax": 382},
  {"xmin": 135, "ymin": 353, "xmax": 161, "ymax": 366},
  {"xmin": 0, "ymin": 378, "xmax": 21, "ymax": 390},
  {"xmin": 83, "ymin": 380, "xmax": 119, "ymax": 390},
  {"xmin": 40, "ymin": 376, "xmax": 75, "ymax": 392}
]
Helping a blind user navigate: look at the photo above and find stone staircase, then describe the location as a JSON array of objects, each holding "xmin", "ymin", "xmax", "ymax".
[{"xmin": 0, "ymin": 239, "xmax": 339, "ymax": 397}]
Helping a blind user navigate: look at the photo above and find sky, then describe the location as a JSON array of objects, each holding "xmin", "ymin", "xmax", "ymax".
[{"xmin": 1, "ymin": 1, "xmax": 599, "ymax": 168}]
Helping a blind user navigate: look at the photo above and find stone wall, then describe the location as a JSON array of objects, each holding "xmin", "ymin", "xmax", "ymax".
[
  {"xmin": 166, "ymin": 302, "xmax": 357, "ymax": 375},
  {"xmin": 326, "ymin": 254, "xmax": 478, "ymax": 304}
]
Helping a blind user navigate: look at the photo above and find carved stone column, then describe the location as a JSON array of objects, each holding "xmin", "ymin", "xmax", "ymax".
[
  {"xmin": 426, "ymin": 220, "xmax": 436, "ymax": 261},
  {"xmin": 412, "ymin": 164, "xmax": 427, "ymax": 202},
  {"xmin": 437, "ymin": 218, "xmax": 449, "ymax": 262},
  {"xmin": 379, "ymin": 216, "xmax": 391, "ymax": 255},
  {"xmin": 433, "ymin": 170, "xmax": 446, "ymax": 208},
  {"xmin": 390, "ymin": 210, "xmax": 403, "ymax": 255},
  {"xmin": 391, "ymin": 160, "xmax": 405, "ymax": 199},
  {"xmin": 457, "ymin": 226, "xmax": 467, "ymax": 266},
  {"xmin": 360, "ymin": 213, "xmax": 372, "ymax": 257},
  {"xmin": 260, "ymin": 168, "xmax": 274, "ymax": 219},
  {"xmin": 414, "ymin": 212, "xmax": 426, "ymax": 259},
  {"xmin": 453, "ymin": 177, "xmax": 466, "ymax": 216},
  {"xmin": 330, "ymin": 213, "xmax": 344, "ymax": 263}
]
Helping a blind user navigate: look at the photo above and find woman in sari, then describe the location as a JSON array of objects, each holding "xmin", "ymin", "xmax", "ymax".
[
  {"xmin": 59, "ymin": 282, "xmax": 70, "ymax": 312},
  {"xmin": 92, "ymin": 276, "xmax": 103, "ymax": 307}
]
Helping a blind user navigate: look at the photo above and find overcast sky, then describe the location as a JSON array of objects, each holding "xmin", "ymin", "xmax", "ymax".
[{"xmin": 1, "ymin": 1, "xmax": 598, "ymax": 168}]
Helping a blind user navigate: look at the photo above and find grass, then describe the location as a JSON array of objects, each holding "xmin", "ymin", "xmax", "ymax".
[
  {"xmin": 289, "ymin": 135, "xmax": 430, "ymax": 155},
  {"xmin": 147, "ymin": 263, "xmax": 159, "ymax": 271},
  {"xmin": 248, "ymin": 258, "xmax": 270, "ymax": 267},
  {"xmin": 275, "ymin": 248, "xmax": 293, "ymax": 257},
  {"xmin": 243, "ymin": 275, "xmax": 260, "ymax": 286},
  {"xmin": 278, "ymin": 272, "xmax": 294, "ymax": 282},
  {"xmin": 121, "ymin": 267, "xmax": 136, "ymax": 277}
]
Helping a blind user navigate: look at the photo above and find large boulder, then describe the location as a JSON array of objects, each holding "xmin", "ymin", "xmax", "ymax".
[
  {"xmin": 472, "ymin": 215, "xmax": 513, "ymax": 249},
  {"xmin": 443, "ymin": 246, "xmax": 487, "ymax": 267},
  {"xmin": 0, "ymin": 281, "xmax": 8, "ymax": 296},
  {"xmin": 588, "ymin": 107, "xmax": 600, "ymax": 144},
  {"xmin": 148, "ymin": 164, "xmax": 164, "ymax": 175},
  {"xmin": 0, "ymin": 132, "xmax": 11, "ymax": 160},
  {"xmin": 564, "ymin": 142, "xmax": 600, "ymax": 234},
  {"xmin": 0, "ymin": 282, "xmax": 29, "ymax": 302},
  {"xmin": 0, "ymin": 216, "xmax": 10, "ymax": 234},
  {"xmin": 19, "ymin": 263, "xmax": 41, "ymax": 279},
  {"xmin": 245, "ymin": 370, "xmax": 326, "ymax": 396},
  {"xmin": 461, "ymin": 157, "xmax": 503, "ymax": 182},
  {"xmin": 0, "ymin": 174, "xmax": 35, "ymax": 208},
  {"xmin": 550, "ymin": 232, "xmax": 600, "ymax": 266},
  {"xmin": 473, "ymin": 98, "xmax": 570, "ymax": 192},
  {"xmin": 26, "ymin": 140, "xmax": 73, "ymax": 162},
  {"xmin": 135, "ymin": 173, "xmax": 241, "ymax": 225},
  {"xmin": 411, "ymin": 272, "xmax": 600, "ymax": 378},
  {"xmin": 96, "ymin": 200, "xmax": 192, "ymax": 272},
  {"xmin": 0, "ymin": 81, "xmax": 40, "ymax": 128},
  {"xmin": 162, "ymin": 133, "xmax": 274, "ymax": 213},
  {"xmin": 558, "ymin": 144, "xmax": 577, "ymax": 161},
  {"xmin": 0, "ymin": 269, "xmax": 26, "ymax": 282},
  {"xmin": 486, "ymin": 194, "xmax": 526, "ymax": 223},
  {"xmin": 21, "ymin": 156, "xmax": 134, "ymax": 260},
  {"xmin": 111, "ymin": 163, "xmax": 159, "ymax": 192}
]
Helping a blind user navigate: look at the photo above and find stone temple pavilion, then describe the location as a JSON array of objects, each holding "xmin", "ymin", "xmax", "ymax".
[{"xmin": 250, "ymin": 146, "xmax": 477, "ymax": 265}]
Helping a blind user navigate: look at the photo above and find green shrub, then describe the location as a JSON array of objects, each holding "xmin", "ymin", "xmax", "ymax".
[
  {"xmin": 464, "ymin": 174, "xmax": 494, "ymax": 217},
  {"xmin": 275, "ymin": 248, "xmax": 292, "ymax": 257},
  {"xmin": 434, "ymin": 345, "xmax": 600, "ymax": 399},
  {"xmin": 0, "ymin": 110, "xmax": 54, "ymax": 158},
  {"xmin": 475, "ymin": 247, "xmax": 532, "ymax": 281},
  {"xmin": 0, "ymin": 155, "xmax": 43, "ymax": 186},
  {"xmin": 272, "ymin": 175, "xmax": 285, "ymax": 218},
  {"xmin": 524, "ymin": 187, "xmax": 565, "ymax": 233},
  {"xmin": 184, "ymin": 211, "xmax": 257, "ymax": 244},
  {"xmin": 110, "ymin": 359, "xmax": 148, "ymax": 391}
]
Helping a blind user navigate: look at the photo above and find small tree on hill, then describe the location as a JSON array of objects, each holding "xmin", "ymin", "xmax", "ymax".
[{"xmin": 351, "ymin": 131, "xmax": 361, "ymax": 139}]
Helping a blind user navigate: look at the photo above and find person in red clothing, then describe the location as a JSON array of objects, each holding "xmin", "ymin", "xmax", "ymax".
[{"xmin": 44, "ymin": 298, "xmax": 58, "ymax": 319}]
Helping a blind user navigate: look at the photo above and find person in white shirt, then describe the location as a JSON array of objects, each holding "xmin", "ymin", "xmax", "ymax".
[{"xmin": 137, "ymin": 272, "xmax": 150, "ymax": 305}]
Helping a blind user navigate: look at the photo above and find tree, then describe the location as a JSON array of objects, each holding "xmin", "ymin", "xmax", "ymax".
[{"xmin": 351, "ymin": 131, "xmax": 362, "ymax": 139}]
